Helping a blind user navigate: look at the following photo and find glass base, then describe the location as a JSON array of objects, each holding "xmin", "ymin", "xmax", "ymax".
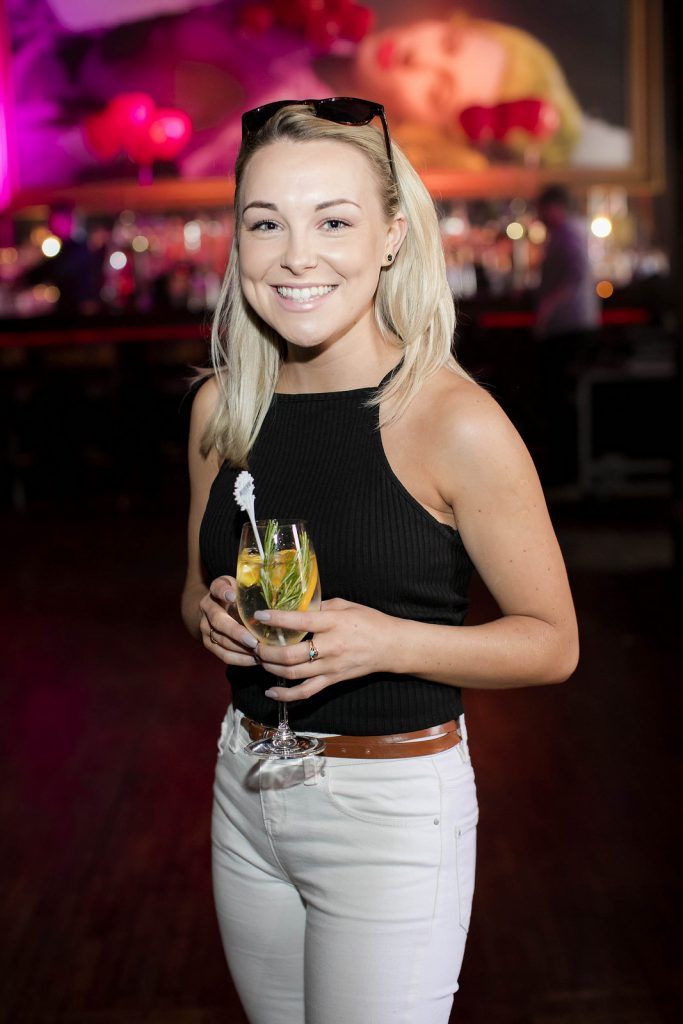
[{"xmin": 244, "ymin": 733, "xmax": 325, "ymax": 760}]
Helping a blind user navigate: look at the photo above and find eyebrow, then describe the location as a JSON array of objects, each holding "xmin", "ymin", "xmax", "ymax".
[{"xmin": 242, "ymin": 199, "xmax": 362, "ymax": 213}]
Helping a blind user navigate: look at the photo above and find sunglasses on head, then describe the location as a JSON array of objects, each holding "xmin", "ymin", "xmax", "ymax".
[{"xmin": 241, "ymin": 97, "xmax": 396, "ymax": 183}]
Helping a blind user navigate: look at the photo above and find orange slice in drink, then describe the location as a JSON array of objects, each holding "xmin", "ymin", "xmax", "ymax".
[
  {"xmin": 270, "ymin": 550, "xmax": 292, "ymax": 591},
  {"xmin": 236, "ymin": 551, "xmax": 261, "ymax": 588},
  {"xmin": 298, "ymin": 555, "xmax": 319, "ymax": 611}
]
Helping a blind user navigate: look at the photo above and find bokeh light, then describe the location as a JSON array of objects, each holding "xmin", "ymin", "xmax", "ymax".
[
  {"xmin": 41, "ymin": 236, "xmax": 62, "ymax": 258},
  {"xmin": 109, "ymin": 251, "xmax": 128, "ymax": 270},
  {"xmin": 32, "ymin": 284, "xmax": 60, "ymax": 303},
  {"xmin": 506, "ymin": 221, "xmax": 525, "ymax": 240},
  {"xmin": 591, "ymin": 216, "xmax": 613, "ymax": 238},
  {"xmin": 441, "ymin": 216, "xmax": 466, "ymax": 236},
  {"xmin": 527, "ymin": 221, "xmax": 547, "ymax": 245},
  {"xmin": 596, "ymin": 279, "xmax": 614, "ymax": 299},
  {"xmin": 184, "ymin": 220, "xmax": 201, "ymax": 250}
]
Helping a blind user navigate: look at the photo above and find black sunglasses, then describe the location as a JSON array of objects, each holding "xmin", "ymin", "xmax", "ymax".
[{"xmin": 241, "ymin": 97, "xmax": 396, "ymax": 182}]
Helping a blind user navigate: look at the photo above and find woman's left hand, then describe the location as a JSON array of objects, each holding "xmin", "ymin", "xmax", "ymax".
[{"xmin": 253, "ymin": 598, "xmax": 397, "ymax": 701}]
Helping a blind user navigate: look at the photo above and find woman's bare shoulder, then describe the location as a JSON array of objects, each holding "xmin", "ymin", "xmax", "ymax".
[
  {"xmin": 190, "ymin": 374, "xmax": 221, "ymax": 424},
  {"xmin": 188, "ymin": 374, "xmax": 223, "ymax": 476},
  {"xmin": 418, "ymin": 367, "xmax": 535, "ymax": 484},
  {"xmin": 418, "ymin": 368, "xmax": 509, "ymax": 442}
]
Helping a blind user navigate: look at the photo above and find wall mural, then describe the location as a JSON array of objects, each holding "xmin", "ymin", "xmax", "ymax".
[{"xmin": 1, "ymin": 0, "xmax": 661, "ymax": 200}]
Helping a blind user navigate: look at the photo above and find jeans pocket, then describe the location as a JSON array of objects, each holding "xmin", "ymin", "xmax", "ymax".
[
  {"xmin": 455, "ymin": 811, "xmax": 478, "ymax": 933},
  {"xmin": 324, "ymin": 758, "xmax": 441, "ymax": 829}
]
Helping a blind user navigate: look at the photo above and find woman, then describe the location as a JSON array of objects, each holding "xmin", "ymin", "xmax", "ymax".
[{"xmin": 181, "ymin": 98, "xmax": 579, "ymax": 1024}]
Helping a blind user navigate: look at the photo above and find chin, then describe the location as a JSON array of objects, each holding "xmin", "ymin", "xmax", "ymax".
[{"xmin": 281, "ymin": 330, "xmax": 331, "ymax": 351}]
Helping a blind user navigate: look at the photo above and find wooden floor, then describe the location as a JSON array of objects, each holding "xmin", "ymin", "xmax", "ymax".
[{"xmin": 1, "ymin": 502, "xmax": 681, "ymax": 1024}]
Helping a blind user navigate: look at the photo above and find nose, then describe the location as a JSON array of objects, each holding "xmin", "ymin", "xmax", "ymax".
[{"xmin": 280, "ymin": 230, "xmax": 318, "ymax": 275}]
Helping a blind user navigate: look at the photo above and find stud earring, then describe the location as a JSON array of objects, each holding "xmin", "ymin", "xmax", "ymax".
[{"xmin": 386, "ymin": 253, "xmax": 394, "ymax": 263}]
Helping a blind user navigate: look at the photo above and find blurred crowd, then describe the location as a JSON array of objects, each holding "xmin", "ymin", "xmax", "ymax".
[{"xmin": 0, "ymin": 189, "xmax": 670, "ymax": 321}]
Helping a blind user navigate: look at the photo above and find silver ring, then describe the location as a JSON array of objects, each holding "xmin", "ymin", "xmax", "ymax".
[
  {"xmin": 308, "ymin": 638, "xmax": 319, "ymax": 661},
  {"xmin": 209, "ymin": 626, "xmax": 219, "ymax": 645}
]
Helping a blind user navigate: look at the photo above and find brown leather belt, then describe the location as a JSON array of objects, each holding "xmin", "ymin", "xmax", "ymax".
[{"xmin": 241, "ymin": 716, "xmax": 461, "ymax": 759}]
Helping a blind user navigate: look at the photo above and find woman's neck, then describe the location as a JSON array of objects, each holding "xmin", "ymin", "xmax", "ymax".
[{"xmin": 276, "ymin": 335, "xmax": 402, "ymax": 395}]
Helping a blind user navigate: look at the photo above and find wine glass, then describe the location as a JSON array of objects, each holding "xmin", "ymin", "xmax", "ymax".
[{"xmin": 236, "ymin": 520, "xmax": 324, "ymax": 760}]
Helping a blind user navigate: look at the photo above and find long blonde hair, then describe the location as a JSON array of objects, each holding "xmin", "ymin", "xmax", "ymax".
[{"xmin": 201, "ymin": 104, "xmax": 474, "ymax": 466}]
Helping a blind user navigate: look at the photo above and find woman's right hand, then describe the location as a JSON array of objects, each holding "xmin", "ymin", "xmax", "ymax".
[{"xmin": 199, "ymin": 575, "xmax": 260, "ymax": 666}]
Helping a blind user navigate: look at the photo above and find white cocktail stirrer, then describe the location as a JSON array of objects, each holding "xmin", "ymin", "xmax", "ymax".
[{"xmin": 233, "ymin": 471, "xmax": 265, "ymax": 558}]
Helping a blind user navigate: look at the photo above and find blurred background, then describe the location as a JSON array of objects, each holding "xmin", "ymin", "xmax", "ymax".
[{"xmin": 1, "ymin": 1, "xmax": 681, "ymax": 1022}]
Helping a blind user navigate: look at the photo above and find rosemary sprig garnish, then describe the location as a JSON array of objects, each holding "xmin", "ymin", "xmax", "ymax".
[{"xmin": 258, "ymin": 520, "xmax": 312, "ymax": 611}]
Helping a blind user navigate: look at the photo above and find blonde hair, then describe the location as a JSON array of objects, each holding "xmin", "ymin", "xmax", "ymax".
[{"xmin": 201, "ymin": 103, "xmax": 474, "ymax": 467}]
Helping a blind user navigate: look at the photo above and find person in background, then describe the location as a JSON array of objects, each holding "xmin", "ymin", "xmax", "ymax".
[
  {"xmin": 21, "ymin": 205, "xmax": 108, "ymax": 316},
  {"xmin": 535, "ymin": 184, "xmax": 600, "ymax": 487}
]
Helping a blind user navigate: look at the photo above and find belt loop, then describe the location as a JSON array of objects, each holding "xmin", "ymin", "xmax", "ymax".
[
  {"xmin": 303, "ymin": 754, "xmax": 320, "ymax": 786},
  {"xmin": 457, "ymin": 713, "xmax": 471, "ymax": 763},
  {"xmin": 217, "ymin": 717, "xmax": 228, "ymax": 757}
]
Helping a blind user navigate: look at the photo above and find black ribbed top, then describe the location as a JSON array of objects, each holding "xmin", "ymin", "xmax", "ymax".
[{"xmin": 199, "ymin": 366, "xmax": 474, "ymax": 734}]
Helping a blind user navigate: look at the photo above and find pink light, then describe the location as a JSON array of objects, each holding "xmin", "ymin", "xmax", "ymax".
[{"xmin": 0, "ymin": 0, "xmax": 17, "ymax": 209}]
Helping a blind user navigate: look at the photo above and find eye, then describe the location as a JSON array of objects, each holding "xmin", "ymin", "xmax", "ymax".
[
  {"xmin": 247, "ymin": 219, "xmax": 280, "ymax": 232},
  {"xmin": 322, "ymin": 218, "xmax": 350, "ymax": 231}
]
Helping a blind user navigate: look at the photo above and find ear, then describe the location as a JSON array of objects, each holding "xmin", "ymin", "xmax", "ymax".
[{"xmin": 385, "ymin": 211, "xmax": 407, "ymax": 256}]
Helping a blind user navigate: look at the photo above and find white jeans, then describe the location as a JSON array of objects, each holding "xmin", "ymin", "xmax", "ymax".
[{"xmin": 211, "ymin": 705, "xmax": 479, "ymax": 1024}]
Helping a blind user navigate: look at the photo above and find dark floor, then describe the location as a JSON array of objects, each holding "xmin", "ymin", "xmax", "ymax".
[{"xmin": 1, "ymin": 500, "xmax": 681, "ymax": 1024}]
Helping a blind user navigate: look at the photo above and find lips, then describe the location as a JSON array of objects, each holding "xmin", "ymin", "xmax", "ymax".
[{"xmin": 376, "ymin": 37, "xmax": 395, "ymax": 70}]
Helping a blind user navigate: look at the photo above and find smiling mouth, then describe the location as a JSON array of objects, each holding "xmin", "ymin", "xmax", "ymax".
[{"xmin": 274, "ymin": 285, "xmax": 337, "ymax": 304}]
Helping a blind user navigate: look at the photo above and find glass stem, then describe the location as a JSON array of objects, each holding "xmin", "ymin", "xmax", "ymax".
[{"xmin": 278, "ymin": 686, "xmax": 289, "ymax": 731}]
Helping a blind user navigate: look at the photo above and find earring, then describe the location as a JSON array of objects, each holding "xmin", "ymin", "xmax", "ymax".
[{"xmin": 386, "ymin": 253, "xmax": 394, "ymax": 263}]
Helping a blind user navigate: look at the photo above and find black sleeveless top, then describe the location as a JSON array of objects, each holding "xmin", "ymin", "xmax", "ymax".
[{"xmin": 199, "ymin": 366, "xmax": 474, "ymax": 734}]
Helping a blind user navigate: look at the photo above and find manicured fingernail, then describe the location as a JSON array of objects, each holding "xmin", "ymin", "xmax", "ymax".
[
  {"xmin": 224, "ymin": 589, "xmax": 235, "ymax": 602},
  {"xmin": 264, "ymin": 689, "xmax": 278, "ymax": 699},
  {"xmin": 254, "ymin": 610, "xmax": 270, "ymax": 622},
  {"xmin": 242, "ymin": 633, "xmax": 258, "ymax": 649}
]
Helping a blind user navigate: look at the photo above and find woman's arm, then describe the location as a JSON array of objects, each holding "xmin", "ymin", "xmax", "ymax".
[
  {"xmin": 388, "ymin": 385, "xmax": 579, "ymax": 687},
  {"xmin": 254, "ymin": 382, "xmax": 579, "ymax": 699}
]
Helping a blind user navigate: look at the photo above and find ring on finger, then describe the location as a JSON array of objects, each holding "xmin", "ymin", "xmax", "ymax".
[
  {"xmin": 308, "ymin": 638, "xmax": 319, "ymax": 662},
  {"xmin": 209, "ymin": 626, "xmax": 219, "ymax": 645}
]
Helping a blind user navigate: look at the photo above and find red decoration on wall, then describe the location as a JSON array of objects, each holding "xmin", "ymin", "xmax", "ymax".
[
  {"xmin": 109, "ymin": 92, "xmax": 157, "ymax": 147},
  {"xmin": 240, "ymin": 0, "xmax": 375, "ymax": 52},
  {"xmin": 339, "ymin": 3, "xmax": 374, "ymax": 43},
  {"xmin": 459, "ymin": 98, "xmax": 559, "ymax": 143},
  {"xmin": 83, "ymin": 111, "xmax": 121, "ymax": 161},
  {"xmin": 146, "ymin": 109, "xmax": 193, "ymax": 162},
  {"xmin": 82, "ymin": 93, "xmax": 193, "ymax": 180},
  {"xmin": 239, "ymin": 3, "xmax": 277, "ymax": 33},
  {"xmin": 306, "ymin": 10, "xmax": 343, "ymax": 49}
]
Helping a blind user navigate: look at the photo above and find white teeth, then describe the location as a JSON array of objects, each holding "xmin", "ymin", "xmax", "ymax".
[{"xmin": 276, "ymin": 285, "xmax": 335, "ymax": 302}]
